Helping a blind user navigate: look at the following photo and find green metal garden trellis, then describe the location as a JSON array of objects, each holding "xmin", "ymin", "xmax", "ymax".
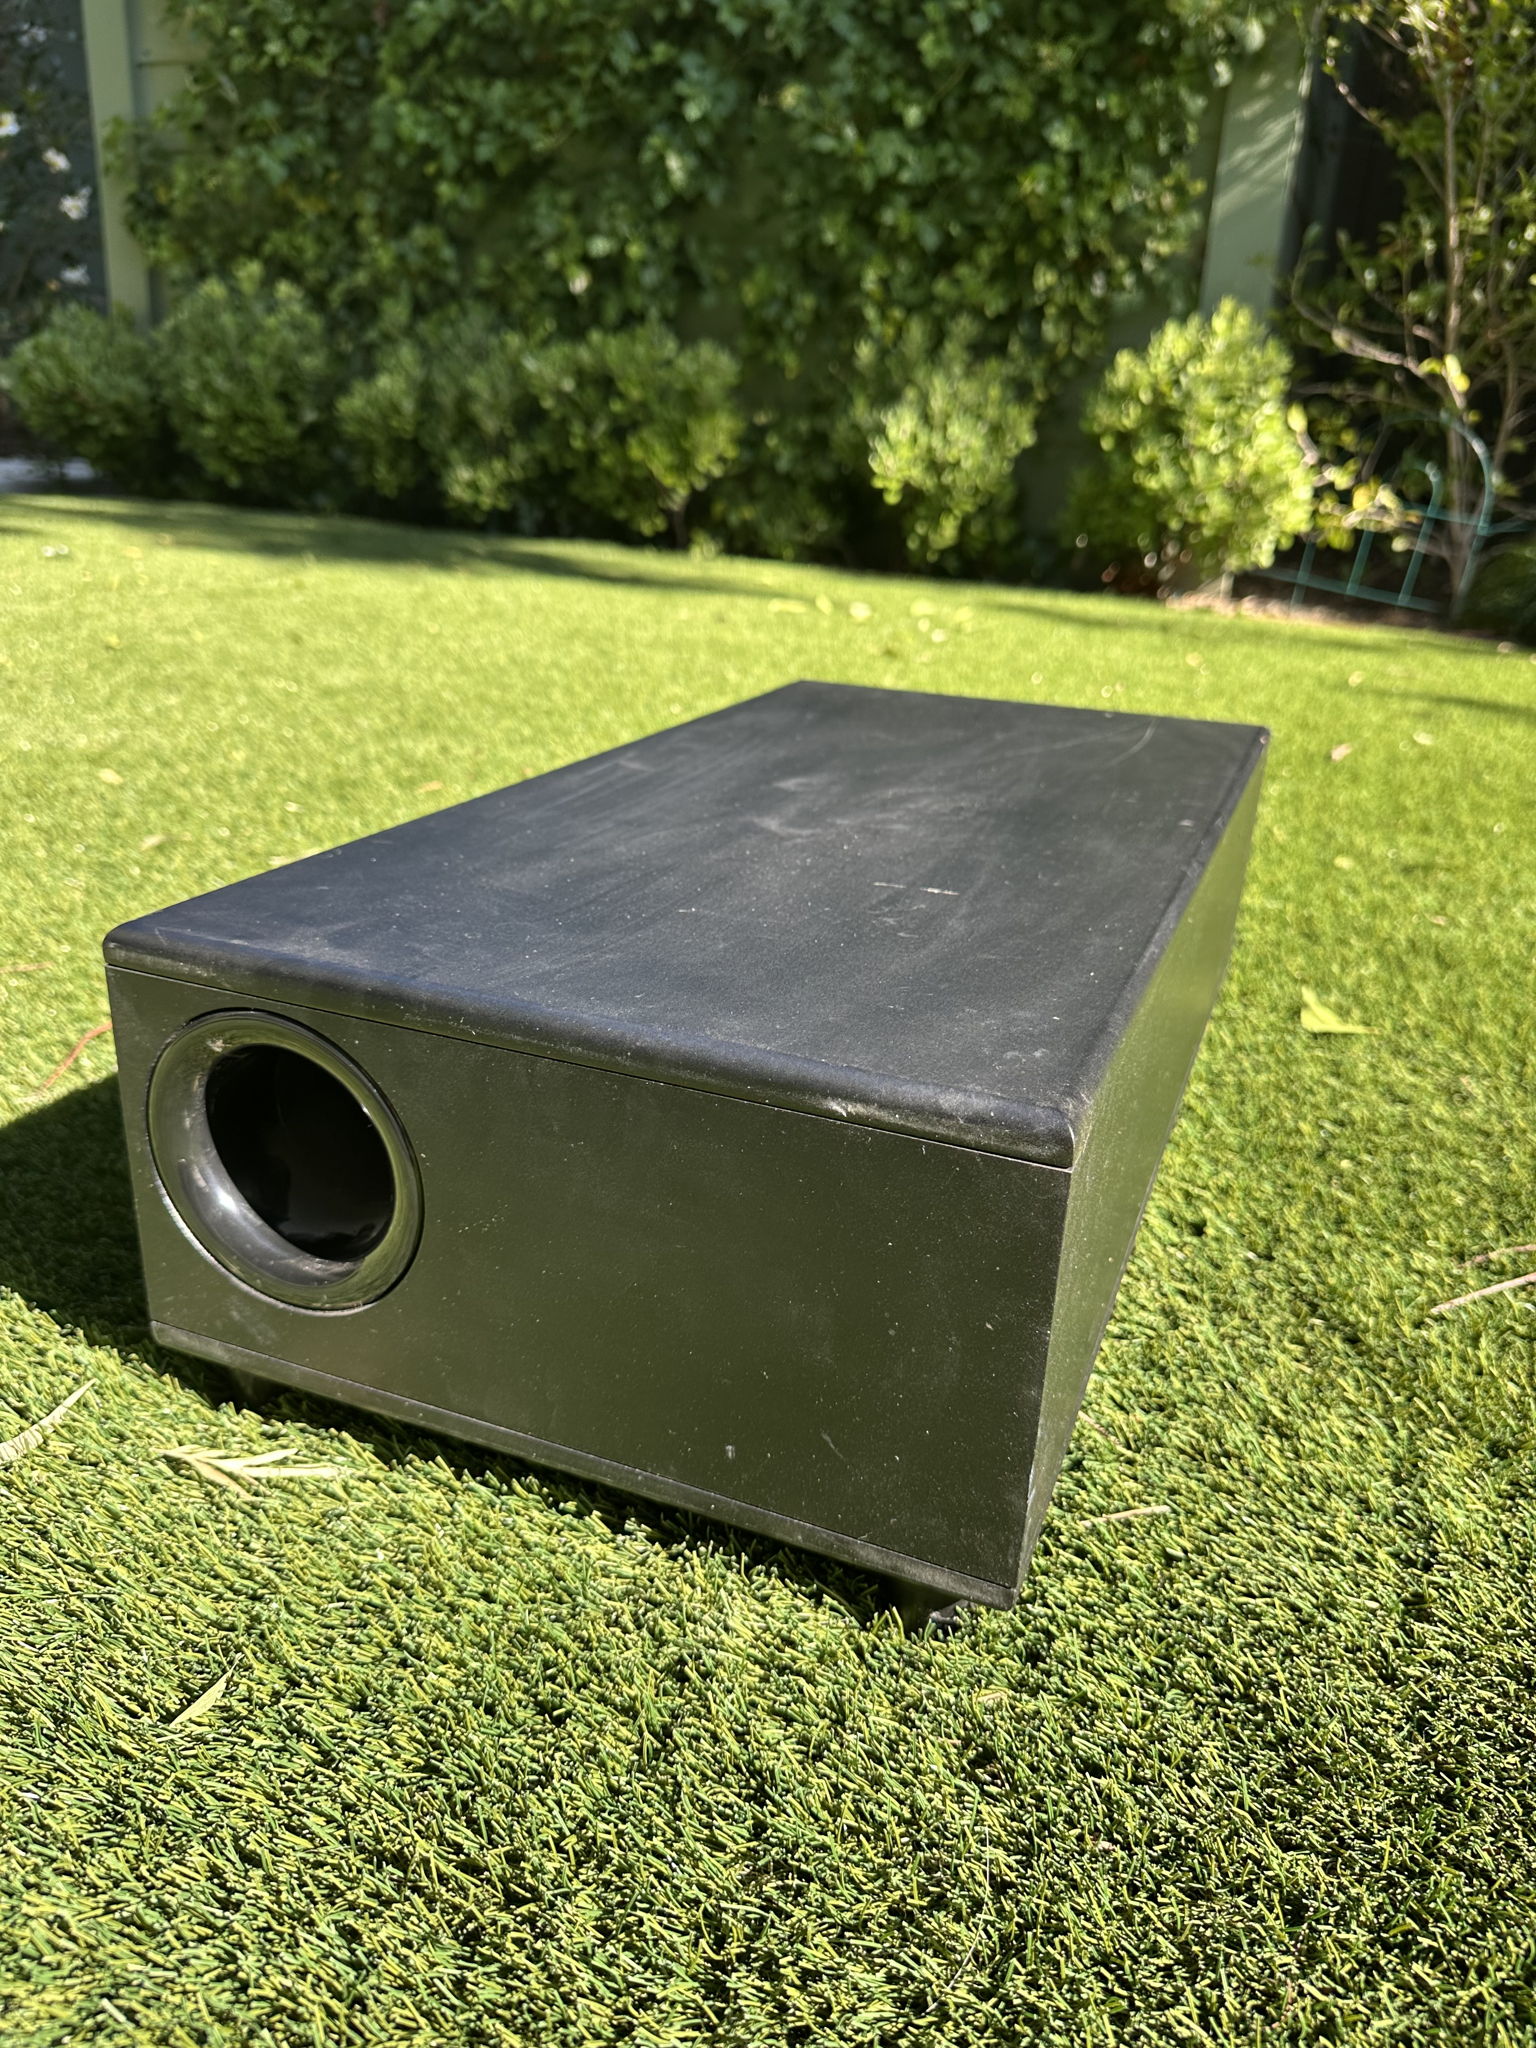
[{"xmin": 1260, "ymin": 415, "xmax": 1528, "ymax": 621}]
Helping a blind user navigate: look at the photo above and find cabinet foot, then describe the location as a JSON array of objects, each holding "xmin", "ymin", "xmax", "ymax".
[{"xmin": 883, "ymin": 1576, "xmax": 966, "ymax": 1637}]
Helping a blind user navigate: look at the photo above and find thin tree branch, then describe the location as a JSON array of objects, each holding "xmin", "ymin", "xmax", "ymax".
[
  {"xmin": 38, "ymin": 1021, "xmax": 113, "ymax": 1090},
  {"xmin": 1431, "ymin": 1271, "xmax": 1536, "ymax": 1316}
]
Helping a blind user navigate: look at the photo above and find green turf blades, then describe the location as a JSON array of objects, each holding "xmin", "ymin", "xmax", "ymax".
[{"xmin": 1, "ymin": 497, "xmax": 1534, "ymax": 2045}]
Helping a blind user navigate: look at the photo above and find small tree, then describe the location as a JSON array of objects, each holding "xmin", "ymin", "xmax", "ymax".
[
  {"xmin": 1289, "ymin": 0, "xmax": 1536, "ymax": 606},
  {"xmin": 1066, "ymin": 299, "xmax": 1314, "ymax": 596}
]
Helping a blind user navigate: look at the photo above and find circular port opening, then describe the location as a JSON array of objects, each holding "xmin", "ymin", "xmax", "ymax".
[
  {"xmin": 204, "ymin": 1044, "xmax": 395, "ymax": 1262},
  {"xmin": 147, "ymin": 1012, "xmax": 422, "ymax": 1309}
]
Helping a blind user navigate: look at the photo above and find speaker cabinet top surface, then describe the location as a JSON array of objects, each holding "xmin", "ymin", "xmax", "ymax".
[{"xmin": 107, "ymin": 681, "xmax": 1267, "ymax": 1168}]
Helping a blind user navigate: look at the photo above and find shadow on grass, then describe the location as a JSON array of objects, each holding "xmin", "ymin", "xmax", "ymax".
[
  {"xmin": 10, "ymin": 493, "xmax": 1528, "ymax": 709},
  {"xmin": 0, "ymin": 1077, "xmax": 906, "ymax": 1628},
  {"xmin": 276, "ymin": 1391, "xmax": 904, "ymax": 1629},
  {"xmin": 1364, "ymin": 683, "xmax": 1536, "ymax": 726},
  {"xmin": 0, "ymin": 1077, "xmax": 150, "ymax": 1348},
  {"xmin": 984, "ymin": 586, "xmax": 1536, "ymax": 675},
  {"xmin": 0, "ymin": 494, "xmax": 780, "ymax": 602}
]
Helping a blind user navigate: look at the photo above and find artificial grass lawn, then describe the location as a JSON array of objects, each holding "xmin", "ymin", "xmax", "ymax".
[{"xmin": 1, "ymin": 493, "xmax": 1534, "ymax": 2048}]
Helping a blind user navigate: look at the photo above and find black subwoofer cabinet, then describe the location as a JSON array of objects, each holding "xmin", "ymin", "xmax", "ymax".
[{"xmin": 106, "ymin": 681, "xmax": 1267, "ymax": 1611}]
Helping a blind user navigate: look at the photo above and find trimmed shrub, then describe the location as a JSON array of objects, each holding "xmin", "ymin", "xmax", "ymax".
[
  {"xmin": 429, "ymin": 317, "xmax": 550, "ymax": 524},
  {"xmin": 336, "ymin": 336, "xmax": 429, "ymax": 506},
  {"xmin": 340, "ymin": 313, "xmax": 549, "ymax": 522},
  {"xmin": 532, "ymin": 328, "xmax": 742, "ymax": 542},
  {"xmin": 1066, "ymin": 297, "xmax": 1314, "ymax": 591},
  {"xmin": 2, "ymin": 303, "xmax": 170, "ymax": 484},
  {"xmin": 340, "ymin": 318, "xmax": 742, "ymax": 537},
  {"xmin": 867, "ymin": 335, "xmax": 1036, "ymax": 564},
  {"xmin": 157, "ymin": 264, "xmax": 345, "ymax": 502}
]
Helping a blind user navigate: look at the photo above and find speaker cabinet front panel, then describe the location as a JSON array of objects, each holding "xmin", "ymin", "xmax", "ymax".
[{"xmin": 111, "ymin": 967, "xmax": 1070, "ymax": 1595}]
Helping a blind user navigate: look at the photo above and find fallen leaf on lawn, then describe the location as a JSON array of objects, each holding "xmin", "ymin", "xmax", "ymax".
[
  {"xmin": 39, "ymin": 1020, "xmax": 113, "ymax": 1088},
  {"xmin": 98, "ymin": 767, "xmax": 124, "ymax": 785},
  {"xmin": 159, "ymin": 1445, "xmax": 344, "ymax": 1492},
  {"xmin": 814, "ymin": 595, "xmax": 833, "ymax": 615},
  {"xmin": 1300, "ymin": 987, "xmax": 1372, "ymax": 1034},
  {"xmin": 103, "ymin": 635, "xmax": 122, "ymax": 649},
  {"xmin": 0, "ymin": 1383, "xmax": 92, "ymax": 1466},
  {"xmin": 417, "ymin": 780, "xmax": 443, "ymax": 793},
  {"xmin": 139, "ymin": 833, "xmax": 166, "ymax": 850},
  {"xmin": 848, "ymin": 602, "xmax": 872, "ymax": 620},
  {"xmin": 165, "ymin": 1671, "xmax": 229, "ymax": 1730},
  {"xmin": 2, "ymin": 961, "xmax": 48, "ymax": 973},
  {"xmin": 1333, "ymin": 855, "xmax": 1356, "ymax": 870},
  {"xmin": 768, "ymin": 598, "xmax": 807, "ymax": 613},
  {"xmin": 1330, "ymin": 743, "xmax": 1353, "ymax": 761},
  {"xmin": 1414, "ymin": 731, "xmax": 1434, "ymax": 746}
]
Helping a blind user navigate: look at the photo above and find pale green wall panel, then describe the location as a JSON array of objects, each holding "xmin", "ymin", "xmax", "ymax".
[
  {"xmin": 79, "ymin": 0, "xmax": 193, "ymax": 321},
  {"xmin": 1199, "ymin": 27, "xmax": 1310, "ymax": 315}
]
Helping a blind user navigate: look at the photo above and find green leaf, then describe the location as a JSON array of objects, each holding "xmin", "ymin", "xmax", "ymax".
[
  {"xmin": 159, "ymin": 1445, "xmax": 344, "ymax": 1491},
  {"xmin": 0, "ymin": 1382, "xmax": 92, "ymax": 1466},
  {"xmin": 165, "ymin": 1671, "xmax": 230, "ymax": 1731},
  {"xmin": 1299, "ymin": 986, "xmax": 1372, "ymax": 1035}
]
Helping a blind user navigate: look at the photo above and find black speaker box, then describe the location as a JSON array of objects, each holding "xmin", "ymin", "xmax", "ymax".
[{"xmin": 106, "ymin": 682, "xmax": 1266, "ymax": 1612}]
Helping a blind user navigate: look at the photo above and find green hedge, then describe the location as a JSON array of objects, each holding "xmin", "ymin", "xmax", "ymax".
[
  {"xmin": 3, "ymin": 281, "xmax": 750, "ymax": 539},
  {"xmin": 94, "ymin": 0, "xmax": 1280, "ymax": 558}
]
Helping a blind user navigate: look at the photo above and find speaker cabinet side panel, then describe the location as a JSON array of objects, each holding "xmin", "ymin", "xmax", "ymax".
[{"xmin": 1020, "ymin": 766, "xmax": 1265, "ymax": 1572}]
